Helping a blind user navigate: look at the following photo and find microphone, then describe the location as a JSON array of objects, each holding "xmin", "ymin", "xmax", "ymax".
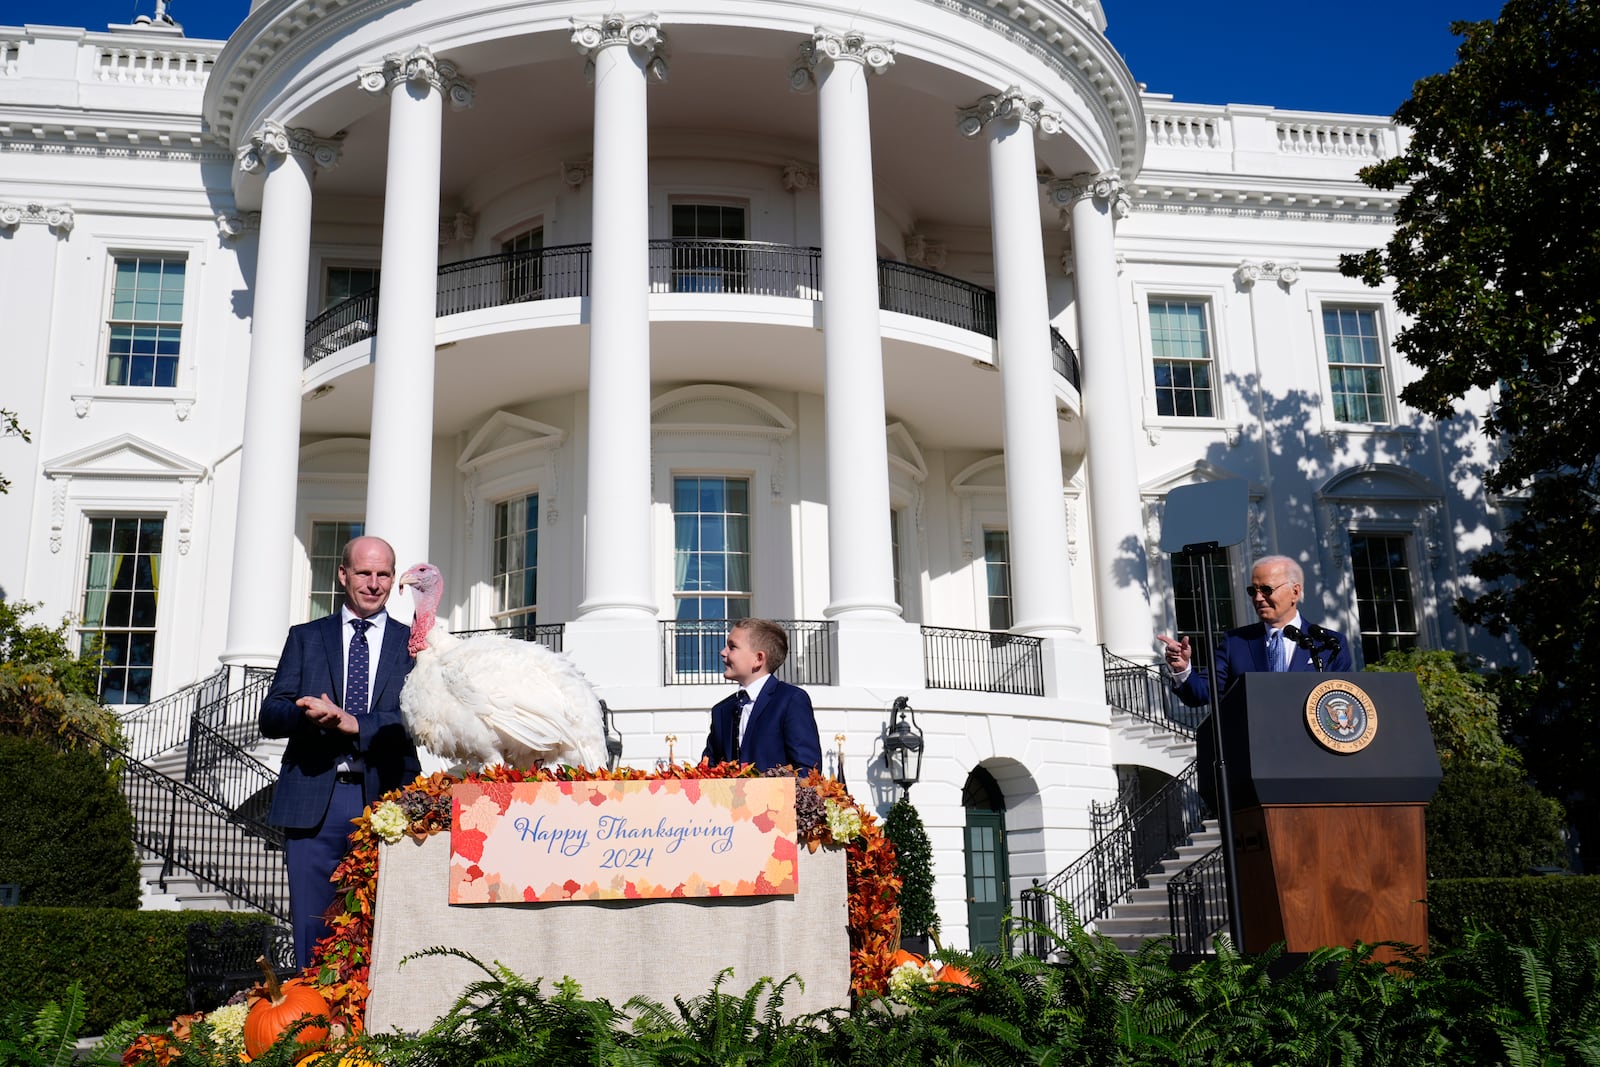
[
  {"xmin": 1307, "ymin": 624, "xmax": 1342, "ymax": 651},
  {"xmin": 1282, "ymin": 624, "xmax": 1316, "ymax": 650}
]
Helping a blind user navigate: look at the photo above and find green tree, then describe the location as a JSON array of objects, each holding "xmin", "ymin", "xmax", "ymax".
[
  {"xmin": 883, "ymin": 796, "xmax": 936, "ymax": 944},
  {"xmin": 0, "ymin": 601, "xmax": 114, "ymax": 750},
  {"xmin": 1341, "ymin": 0, "xmax": 1600, "ymax": 854},
  {"xmin": 1367, "ymin": 648, "xmax": 1516, "ymax": 767}
]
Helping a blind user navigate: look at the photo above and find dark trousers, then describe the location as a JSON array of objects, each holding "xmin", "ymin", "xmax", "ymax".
[{"xmin": 283, "ymin": 779, "xmax": 365, "ymax": 970}]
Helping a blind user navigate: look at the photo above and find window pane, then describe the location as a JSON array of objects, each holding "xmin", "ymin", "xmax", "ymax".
[
  {"xmin": 80, "ymin": 515, "xmax": 163, "ymax": 705},
  {"xmin": 673, "ymin": 476, "xmax": 751, "ymax": 620},
  {"xmin": 1324, "ymin": 305, "xmax": 1388, "ymax": 424},
  {"xmin": 1149, "ymin": 298, "xmax": 1215, "ymax": 420},
  {"xmin": 492, "ymin": 495, "xmax": 539, "ymax": 626},
  {"xmin": 106, "ymin": 255, "xmax": 184, "ymax": 388},
  {"xmin": 984, "ymin": 530, "xmax": 1012, "ymax": 630},
  {"xmin": 307, "ymin": 521, "xmax": 363, "ymax": 621},
  {"xmin": 1350, "ymin": 533, "xmax": 1417, "ymax": 664}
]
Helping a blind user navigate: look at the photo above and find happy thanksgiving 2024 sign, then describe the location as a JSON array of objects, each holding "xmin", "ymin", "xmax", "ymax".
[{"xmin": 448, "ymin": 777, "xmax": 799, "ymax": 903}]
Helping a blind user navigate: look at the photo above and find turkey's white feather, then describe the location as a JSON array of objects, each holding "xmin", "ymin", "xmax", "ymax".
[{"xmin": 399, "ymin": 626, "xmax": 608, "ymax": 772}]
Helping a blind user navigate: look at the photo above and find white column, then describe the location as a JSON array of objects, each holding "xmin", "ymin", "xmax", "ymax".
[
  {"xmin": 959, "ymin": 89, "xmax": 1077, "ymax": 636},
  {"xmin": 1053, "ymin": 174, "xmax": 1150, "ymax": 658},
  {"xmin": 794, "ymin": 30, "xmax": 899, "ymax": 620},
  {"xmin": 222, "ymin": 123, "xmax": 340, "ymax": 665},
  {"xmin": 357, "ymin": 47, "xmax": 474, "ymax": 574},
  {"xmin": 572, "ymin": 16, "xmax": 664, "ymax": 619}
]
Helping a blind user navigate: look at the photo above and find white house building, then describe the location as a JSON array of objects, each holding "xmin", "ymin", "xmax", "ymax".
[{"xmin": 0, "ymin": 0, "xmax": 1519, "ymax": 949}]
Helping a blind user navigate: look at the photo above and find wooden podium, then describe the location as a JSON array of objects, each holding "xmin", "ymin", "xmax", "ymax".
[{"xmin": 1200, "ymin": 672, "xmax": 1442, "ymax": 956}]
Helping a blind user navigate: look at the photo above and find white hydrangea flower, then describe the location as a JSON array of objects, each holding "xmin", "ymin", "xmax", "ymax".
[
  {"xmin": 369, "ymin": 799, "xmax": 410, "ymax": 844},
  {"xmin": 887, "ymin": 958, "xmax": 936, "ymax": 998},
  {"xmin": 204, "ymin": 1002, "xmax": 250, "ymax": 1056},
  {"xmin": 824, "ymin": 798, "xmax": 862, "ymax": 843}
]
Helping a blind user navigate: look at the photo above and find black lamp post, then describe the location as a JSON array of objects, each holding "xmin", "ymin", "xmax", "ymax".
[
  {"xmin": 600, "ymin": 699, "xmax": 623, "ymax": 772},
  {"xmin": 884, "ymin": 696, "xmax": 924, "ymax": 795}
]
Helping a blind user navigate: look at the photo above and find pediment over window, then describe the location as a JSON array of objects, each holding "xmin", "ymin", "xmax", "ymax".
[
  {"xmin": 951, "ymin": 455, "xmax": 1006, "ymax": 496},
  {"xmin": 651, "ymin": 385, "xmax": 794, "ymax": 439},
  {"xmin": 300, "ymin": 437, "xmax": 370, "ymax": 477},
  {"xmin": 456, "ymin": 411, "xmax": 566, "ymax": 472},
  {"xmin": 1321, "ymin": 464, "xmax": 1440, "ymax": 502},
  {"xmin": 42, "ymin": 433, "xmax": 204, "ymax": 481},
  {"xmin": 886, "ymin": 422, "xmax": 928, "ymax": 483},
  {"xmin": 1140, "ymin": 460, "xmax": 1262, "ymax": 501}
]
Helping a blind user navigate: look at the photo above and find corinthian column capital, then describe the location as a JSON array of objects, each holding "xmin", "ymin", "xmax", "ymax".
[
  {"xmin": 236, "ymin": 120, "xmax": 342, "ymax": 174},
  {"xmin": 790, "ymin": 28, "xmax": 894, "ymax": 91},
  {"xmin": 1048, "ymin": 172, "xmax": 1133, "ymax": 219},
  {"xmin": 571, "ymin": 15, "xmax": 668, "ymax": 81},
  {"xmin": 357, "ymin": 45, "xmax": 476, "ymax": 109},
  {"xmin": 957, "ymin": 87, "xmax": 1063, "ymax": 138}
]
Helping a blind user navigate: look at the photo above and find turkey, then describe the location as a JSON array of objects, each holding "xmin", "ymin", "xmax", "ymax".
[{"xmin": 396, "ymin": 562, "xmax": 608, "ymax": 771}]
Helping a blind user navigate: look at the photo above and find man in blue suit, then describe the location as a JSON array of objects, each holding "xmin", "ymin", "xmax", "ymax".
[
  {"xmin": 260, "ymin": 535, "xmax": 421, "ymax": 968},
  {"xmin": 1158, "ymin": 554, "xmax": 1354, "ymax": 708},
  {"xmin": 702, "ymin": 619, "xmax": 822, "ymax": 773}
]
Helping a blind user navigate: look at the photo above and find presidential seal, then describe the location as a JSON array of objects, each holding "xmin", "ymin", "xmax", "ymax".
[{"xmin": 1304, "ymin": 679, "xmax": 1378, "ymax": 754}]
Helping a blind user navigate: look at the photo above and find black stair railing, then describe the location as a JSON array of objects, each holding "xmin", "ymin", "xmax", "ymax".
[
  {"xmin": 1019, "ymin": 760, "xmax": 1210, "ymax": 951},
  {"xmin": 1167, "ymin": 845, "xmax": 1229, "ymax": 954},
  {"xmin": 1102, "ymin": 646, "xmax": 1203, "ymax": 739},
  {"xmin": 117, "ymin": 666, "xmax": 224, "ymax": 761},
  {"xmin": 921, "ymin": 626, "xmax": 1045, "ymax": 696}
]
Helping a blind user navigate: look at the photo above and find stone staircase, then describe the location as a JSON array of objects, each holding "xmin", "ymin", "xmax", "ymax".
[
  {"xmin": 1090, "ymin": 819, "xmax": 1223, "ymax": 952},
  {"xmin": 106, "ymin": 666, "xmax": 290, "ymax": 920}
]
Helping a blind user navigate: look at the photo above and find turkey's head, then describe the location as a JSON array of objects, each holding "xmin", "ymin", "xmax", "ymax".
[{"xmin": 398, "ymin": 562, "xmax": 444, "ymax": 654}]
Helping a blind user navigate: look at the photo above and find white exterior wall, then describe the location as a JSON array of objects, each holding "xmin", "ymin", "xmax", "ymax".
[{"xmin": 0, "ymin": 5, "xmax": 1519, "ymax": 948}]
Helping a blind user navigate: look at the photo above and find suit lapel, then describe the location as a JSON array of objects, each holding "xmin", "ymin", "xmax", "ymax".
[
  {"xmin": 744, "ymin": 679, "xmax": 779, "ymax": 741},
  {"xmin": 318, "ymin": 613, "xmax": 345, "ymax": 706},
  {"xmin": 372, "ymin": 620, "xmax": 411, "ymax": 707}
]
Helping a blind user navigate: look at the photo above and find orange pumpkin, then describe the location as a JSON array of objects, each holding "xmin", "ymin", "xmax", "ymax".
[
  {"xmin": 244, "ymin": 956, "xmax": 331, "ymax": 1059},
  {"xmin": 933, "ymin": 963, "xmax": 976, "ymax": 987}
]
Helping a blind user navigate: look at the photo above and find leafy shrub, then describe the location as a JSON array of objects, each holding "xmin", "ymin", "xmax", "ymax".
[
  {"xmin": 1429, "ymin": 876, "xmax": 1600, "ymax": 949},
  {"xmin": 0, "ymin": 735, "xmax": 139, "ymax": 908},
  {"xmin": 1367, "ymin": 647, "xmax": 1516, "ymax": 767},
  {"xmin": 882, "ymin": 796, "xmax": 935, "ymax": 939},
  {"xmin": 1427, "ymin": 761, "xmax": 1566, "ymax": 878},
  {"xmin": 0, "ymin": 909, "xmax": 274, "ymax": 1034}
]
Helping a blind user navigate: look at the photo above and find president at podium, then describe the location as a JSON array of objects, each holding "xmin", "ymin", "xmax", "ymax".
[{"xmin": 1158, "ymin": 555, "xmax": 1353, "ymax": 706}]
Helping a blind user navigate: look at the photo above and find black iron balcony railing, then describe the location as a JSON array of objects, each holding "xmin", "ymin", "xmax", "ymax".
[
  {"xmin": 660, "ymin": 619, "xmax": 835, "ymax": 686},
  {"xmin": 454, "ymin": 623, "xmax": 566, "ymax": 654},
  {"xmin": 1167, "ymin": 844, "xmax": 1229, "ymax": 954},
  {"xmin": 1102, "ymin": 647, "xmax": 1201, "ymax": 739},
  {"xmin": 305, "ymin": 240, "xmax": 1079, "ymax": 389},
  {"xmin": 920, "ymin": 625, "xmax": 1045, "ymax": 697},
  {"xmin": 647, "ymin": 238, "xmax": 820, "ymax": 297}
]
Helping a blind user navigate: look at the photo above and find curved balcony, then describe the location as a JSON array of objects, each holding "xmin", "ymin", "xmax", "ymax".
[{"xmin": 303, "ymin": 239, "xmax": 1080, "ymax": 388}]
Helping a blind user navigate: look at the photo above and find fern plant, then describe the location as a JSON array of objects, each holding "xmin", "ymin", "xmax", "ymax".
[{"xmin": 0, "ymin": 979, "xmax": 87, "ymax": 1067}]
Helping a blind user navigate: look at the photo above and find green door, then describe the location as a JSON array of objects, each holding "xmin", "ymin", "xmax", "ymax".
[{"xmin": 963, "ymin": 807, "xmax": 1010, "ymax": 955}]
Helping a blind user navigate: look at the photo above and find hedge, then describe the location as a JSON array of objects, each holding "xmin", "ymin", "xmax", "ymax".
[
  {"xmin": 1427, "ymin": 875, "xmax": 1600, "ymax": 949},
  {"xmin": 0, "ymin": 908, "xmax": 275, "ymax": 1034},
  {"xmin": 0, "ymin": 733, "xmax": 140, "ymax": 908}
]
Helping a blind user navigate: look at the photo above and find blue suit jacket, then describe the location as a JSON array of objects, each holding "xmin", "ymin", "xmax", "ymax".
[
  {"xmin": 1173, "ymin": 620, "xmax": 1354, "ymax": 708},
  {"xmin": 260, "ymin": 612, "xmax": 420, "ymax": 829},
  {"xmin": 702, "ymin": 676, "xmax": 822, "ymax": 773}
]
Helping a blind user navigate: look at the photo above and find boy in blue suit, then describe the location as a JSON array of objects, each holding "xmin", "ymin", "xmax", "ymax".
[
  {"xmin": 702, "ymin": 619, "xmax": 822, "ymax": 773},
  {"xmin": 1158, "ymin": 554, "xmax": 1354, "ymax": 708},
  {"xmin": 260, "ymin": 535, "xmax": 421, "ymax": 967}
]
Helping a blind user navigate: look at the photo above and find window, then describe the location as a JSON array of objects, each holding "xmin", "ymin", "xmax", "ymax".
[
  {"xmin": 80, "ymin": 515, "xmax": 163, "ymax": 704},
  {"xmin": 673, "ymin": 476, "xmax": 751, "ymax": 621},
  {"xmin": 669, "ymin": 203, "xmax": 747, "ymax": 292},
  {"xmin": 1149, "ymin": 298, "xmax": 1215, "ymax": 418},
  {"xmin": 983, "ymin": 530, "xmax": 1012, "ymax": 631},
  {"xmin": 502, "ymin": 227, "xmax": 543, "ymax": 303},
  {"xmin": 890, "ymin": 507, "xmax": 904, "ymax": 612},
  {"xmin": 106, "ymin": 255, "xmax": 184, "ymax": 387},
  {"xmin": 308, "ymin": 520, "xmax": 363, "ymax": 620},
  {"xmin": 1350, "ymin": 533, "xmax": 1418, "ymax": 663},
  {"xmin": 493, "ymin": 494, "xmax": 539, "ymax": 630},
  {"xmin": 323, "ymin": 266, "xmax": 379, "ymax": 310},
  {"xmin": 673, "ymin": 476, "xmax": 750, "ymax": 675},
  {"xmin": 1323, "ymin": 306, "xmax": 1388, "ymax": 423},
  {"xmin": 1172, "ymin": 552, "xmax": 1235, "ymax": 642}
]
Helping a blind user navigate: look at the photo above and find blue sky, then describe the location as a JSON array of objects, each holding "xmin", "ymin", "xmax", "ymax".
[{"xmin": 14, "ymin": 0, "xmax": 1507, "ymax": 117}]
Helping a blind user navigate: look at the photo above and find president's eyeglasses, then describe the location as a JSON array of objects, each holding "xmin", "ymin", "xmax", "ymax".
[{"xmin": 1245, "ymin": 583, "xmax": 1278, "ymax": 599}]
